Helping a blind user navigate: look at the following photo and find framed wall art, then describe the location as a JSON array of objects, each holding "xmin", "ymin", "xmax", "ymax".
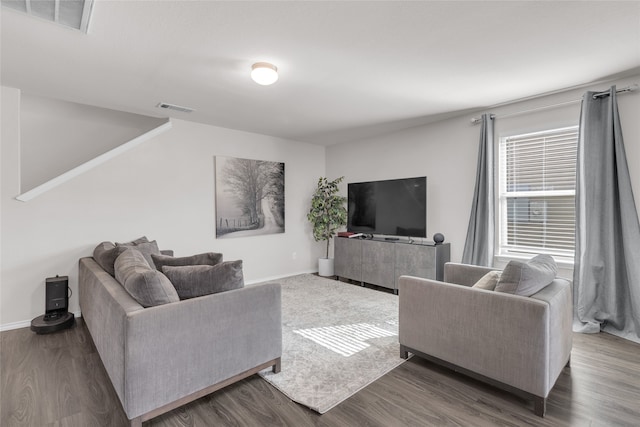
[{"xmin": 214, "ymin": 156, "xmax": 285, "ymax": 238}]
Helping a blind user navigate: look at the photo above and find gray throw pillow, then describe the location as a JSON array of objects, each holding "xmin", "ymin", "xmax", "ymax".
[
  {"xmin": 116, "ymin": 236, "xmax": 149, "ymax": 246},
  {"xmin": 151, "ymin": 252, "xmax": 223, "ymax": 272},
  {"xmin": 114, "ymin": 249, "xmax": 179, "ymax": 307},
  {"xmin": 93, "ymin": 241, "xmax": 128, "ymax": 276},
  {"xmin": 162, "ymin": 260, "xmax": 244, "ymax": 300},
  {"xmin": 495, "ymin": 254, "xmax": 557, "ymax": 296},
  {"xmin": 116, "ymin": 240, "xmax": 160, "ymax": 269},
  {"xmin": 472, "ymin": 271, "xmax": 501, "ymax": 291}
]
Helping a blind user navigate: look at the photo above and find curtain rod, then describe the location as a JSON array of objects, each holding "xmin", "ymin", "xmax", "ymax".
[
  {"xmin": 592, "ymin": 84, "xmax": 639, "ymax": 98},
  {"xmin": 471, "ymin": 83, "xmax": 638, "ymax": 124}
]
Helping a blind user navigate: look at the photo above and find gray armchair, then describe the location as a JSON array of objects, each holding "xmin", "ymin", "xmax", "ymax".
[{"xmin": 398, "ymin": 262, "xmax": 572, "ymax": 416}]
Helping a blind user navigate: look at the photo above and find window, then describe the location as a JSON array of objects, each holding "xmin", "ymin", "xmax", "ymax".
[{"xmin": 497, "ymin": 126, "xmax": 578, "ymax": 261}]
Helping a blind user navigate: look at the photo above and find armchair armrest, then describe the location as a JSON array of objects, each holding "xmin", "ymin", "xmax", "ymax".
[{"xmin": 444, "ymin": 262, "xmax": 498, "ymax": 287}]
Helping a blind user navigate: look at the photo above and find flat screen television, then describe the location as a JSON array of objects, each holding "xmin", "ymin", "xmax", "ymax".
[{"xmin": 347, "ymin": 176, "xmax": 427, "ymax": 237}]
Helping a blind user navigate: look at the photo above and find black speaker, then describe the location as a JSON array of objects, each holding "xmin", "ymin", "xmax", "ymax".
[{"xmin": 45, "ymin": 275, "xmax": 69, "ymax": 315}]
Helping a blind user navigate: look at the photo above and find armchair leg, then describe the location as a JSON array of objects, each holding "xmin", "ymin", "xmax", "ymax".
[
  {"xmin": 533, "ymin": 396, "xmax": 546, "ymax": 417},
  {"xmin": 566, "ymin": 356, "xmax": 571, "ymax": 368},
  {"xmin": 400, "ymin": 345, "xmax": 409, "ymax": 359}
]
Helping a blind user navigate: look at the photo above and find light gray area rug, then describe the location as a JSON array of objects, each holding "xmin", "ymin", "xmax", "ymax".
[{"xmin": 258, "ymin": 274, "xmax": 407, "ymax": 414}]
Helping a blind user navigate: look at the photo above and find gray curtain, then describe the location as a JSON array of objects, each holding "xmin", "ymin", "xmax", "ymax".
[
  {"xmin": 462, "ymin": 114, "xmax": 495, "ymax": 267},
  {"xmin": 574, "ymin": 86, "xmax": 640, "ymax": 343}
]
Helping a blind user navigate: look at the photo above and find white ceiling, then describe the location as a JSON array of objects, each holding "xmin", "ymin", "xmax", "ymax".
[{"xmin": 2, "ymin": 1, "xmax": 639, "ymax": 145}]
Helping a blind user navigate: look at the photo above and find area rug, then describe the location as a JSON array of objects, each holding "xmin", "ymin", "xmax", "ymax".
[{"xmin": 258, "ymin": 274, "xmax": 407, "ymax": 414}]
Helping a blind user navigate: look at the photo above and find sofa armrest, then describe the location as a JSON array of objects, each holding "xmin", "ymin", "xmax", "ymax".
[
  {"xmin": 443, "ymin": 262, "xmax": 498, "ymax": 287},
  {"xmin": 399, "ymin": 275, "xmax": 555, "ymax": 397},
  {"xmin": 122, "ymin": 282, "xmax": 282, "ymax": 419},
  {"xmin": 79, "ymin": 257, "xmax": 144, "ymax": 402}
]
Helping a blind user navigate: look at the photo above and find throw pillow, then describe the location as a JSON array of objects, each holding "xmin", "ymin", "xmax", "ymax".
[
  {"xmin": 116, "ymin": 240, "xmax": 160, "ymax": 269},
  {"xmin": 495, "ymin": 254, "xmax": 557, "ymax": 297},
  {"xmin": 472, "ymin": 271, "xmax": 501, "ymax": 291},
  {"xmin": 114, "ymin": 249, "xmax": 179, "ymax": 307},
  {"xmin": 115, "ymin": 236, "xmax": 149, "ymax": 246},
  {"xmin": 151, "ymin": 252, "xmax": 223, "ymax": 272},
  {"xmin": 162, "ymin": 260, "xmax": 244, "ymax": 300},
  {"xmin": 93, "ymin": 241, "xmax": 128, "ymax": 276}
]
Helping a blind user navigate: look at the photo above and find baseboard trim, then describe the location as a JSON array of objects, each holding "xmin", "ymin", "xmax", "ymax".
[{"xmin": 0, "ymin": 310, "xmax": 83, "ymax": 332}]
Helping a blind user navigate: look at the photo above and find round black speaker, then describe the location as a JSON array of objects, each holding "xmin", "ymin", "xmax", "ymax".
[{"xmin": 433, "ymin": 233, "xmax": 445, "ymax": 244}]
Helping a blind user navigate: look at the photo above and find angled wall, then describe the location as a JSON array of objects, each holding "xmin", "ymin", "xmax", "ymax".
[{"xmin": 20, "ymin": 93, "xmax": 169, "ymax": 193}]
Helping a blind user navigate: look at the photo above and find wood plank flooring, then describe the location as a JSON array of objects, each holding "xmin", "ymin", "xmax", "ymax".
[{"xmin": 2, "ymin": 318, "xmax": 639, "ymax": 426}]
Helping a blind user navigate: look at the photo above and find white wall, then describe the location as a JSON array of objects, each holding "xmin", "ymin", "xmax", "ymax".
[
  {"xmin": 20, "ymin": 93, "xmax": 168, "ymax": 192},
  {"xmin": 326, "ymin": 112, "xmax": 478, "ymax": 261},
  {"xmin": 326, "ymin": 74, "xmax": 640, "ymax": 279},
  {"xmin": 1, "ymin": 86, "xmax": 326, "ymax": 328}
]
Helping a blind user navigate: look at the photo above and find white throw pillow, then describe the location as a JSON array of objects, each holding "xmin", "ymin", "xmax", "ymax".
[{"xmin": 472, "ymin": 271, "xmax": 501, "ymax": 291}]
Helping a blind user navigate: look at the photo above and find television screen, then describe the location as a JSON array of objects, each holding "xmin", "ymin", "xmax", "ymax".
[{"xmin": 347, "ymin": 177, "xmax": 427, "ymax": 237}]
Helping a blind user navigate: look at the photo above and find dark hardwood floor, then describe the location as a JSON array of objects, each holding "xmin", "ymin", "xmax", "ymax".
[{"xmin": 2, "ymin": 318, "xmax": 639, "ymax": 426}]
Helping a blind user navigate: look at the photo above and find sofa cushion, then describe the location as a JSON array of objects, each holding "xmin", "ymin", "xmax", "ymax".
[
  {"xmin": 472, "ymin": 270, "xmax": 501, "ymax": 291},
  {"xmin": 495, "ymin": 254, "xmax": 557, "ymax": 297},
  {"xmin": 151, "ymin": 252, "xmax": 223, "ymax": 272},
  {"xmin": 93, "ymin": 241, "xmax": 128, "ymax": 276},
  {"xmin": 162, "ymin": 260, "xmax": 244, "ymax": 300},
  {"xmin": 116, "ymin": 240, "xmax": 160, "ymax": 269},
  {"xmin": 114, "ymin": 249, "xmax": 179, "ymax": 307}
]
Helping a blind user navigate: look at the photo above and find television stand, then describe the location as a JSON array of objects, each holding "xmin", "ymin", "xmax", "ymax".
[{"xmin": 334, "ymin": 238, "xmax": 450, "ymax": 294}]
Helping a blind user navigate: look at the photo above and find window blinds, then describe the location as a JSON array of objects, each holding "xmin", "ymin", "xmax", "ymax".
[{"xmin": 498, "ymin": 126, "xmax": 578, "ymax": 259}]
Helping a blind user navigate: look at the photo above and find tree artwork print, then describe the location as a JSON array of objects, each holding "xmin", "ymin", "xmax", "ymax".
[{"xmin": 215, "ymin": 156, "xmax": 285, "ymax": 238}]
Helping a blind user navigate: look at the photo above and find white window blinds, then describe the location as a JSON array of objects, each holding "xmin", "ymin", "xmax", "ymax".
[{"xmin": 498, "ymin": 126, "xmax": 578, "ymax": 260}]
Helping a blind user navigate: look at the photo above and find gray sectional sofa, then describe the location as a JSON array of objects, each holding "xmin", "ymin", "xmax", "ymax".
[
  {"xmin": 399, "ymin": 261, "xmax": 572, "ymax": 417},
  {"xmin": 79, "ymin": 255, "xmax": 282, "ymax": 426}
]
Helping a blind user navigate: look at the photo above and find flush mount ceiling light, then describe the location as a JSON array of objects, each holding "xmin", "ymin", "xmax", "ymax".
[{"xmin": 251, "ymin": 62, "xmax": 278, "ymax": 86}]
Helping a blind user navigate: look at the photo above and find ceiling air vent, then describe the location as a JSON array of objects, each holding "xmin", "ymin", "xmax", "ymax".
[
  {"xmin": 156, "ymin": 102, "xmax": 195, "ymax": 114},
  {"xmin": 1, "ymin": 0, "xmax": 94, "ymax": 33}
]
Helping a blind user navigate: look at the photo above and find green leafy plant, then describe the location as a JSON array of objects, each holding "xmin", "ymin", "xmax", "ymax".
[{"xmin": 307, "ymin": 176, "xmax": 348, "ymax": 258}]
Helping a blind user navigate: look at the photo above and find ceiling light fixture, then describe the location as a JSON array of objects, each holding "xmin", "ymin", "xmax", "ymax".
[{"xmin": 251, "ymin": 62, "xmax": 278, "ymax": 86}]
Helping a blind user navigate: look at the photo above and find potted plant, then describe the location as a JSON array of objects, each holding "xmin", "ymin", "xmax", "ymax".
[{"xmin": 307, "ymin": 176, "xmax": 347, "ymax": 276}]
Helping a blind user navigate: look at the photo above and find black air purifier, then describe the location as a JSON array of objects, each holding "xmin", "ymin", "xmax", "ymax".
[{"xmin": 31, "ymin": 275, "xmax": 74, "ymax": 334}]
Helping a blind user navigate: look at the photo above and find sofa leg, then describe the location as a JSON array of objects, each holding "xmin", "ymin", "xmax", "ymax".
[
  {"xmin": 130, "ymin": 417, "xmax": 142, "ymax": 427},
  {"xmin": 533, "ymin": 396, "xmax": 546, "ymax": 417},
  {"xmin": 400, "ymin": 345, "xmax": 409, "ymax": 359},
  {"xmin": 272, "ymin": 357, "xmax": 281, "ymax": 374},
  {"xmin": 566, "ymin": 356, "xmax": 571, "ymax": 368}
]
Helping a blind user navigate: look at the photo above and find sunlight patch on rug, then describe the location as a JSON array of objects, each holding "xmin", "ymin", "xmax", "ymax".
[
  {"xmin": 293, "ymin": 323, "xmax": 397, "ymax": 357},
  {"xmin": 257, "ymin": 274, "xmax": 408, "ymax": 414}
]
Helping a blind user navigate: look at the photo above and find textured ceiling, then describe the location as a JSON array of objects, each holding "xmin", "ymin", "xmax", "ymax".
[{"xmin": 2, "ymin": 1, "xmax": 639, "ymax": 145}]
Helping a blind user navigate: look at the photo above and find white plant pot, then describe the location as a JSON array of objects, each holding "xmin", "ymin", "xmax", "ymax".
[{"xmin": 318, "ymin": 258, "xmax": 335, "ymax": 277}]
